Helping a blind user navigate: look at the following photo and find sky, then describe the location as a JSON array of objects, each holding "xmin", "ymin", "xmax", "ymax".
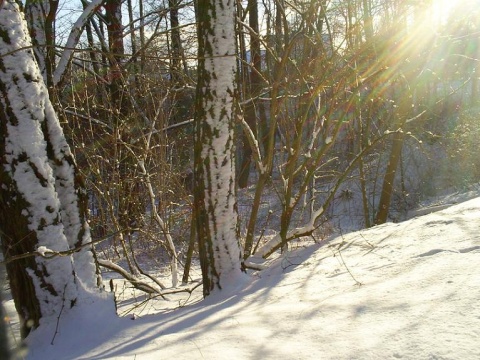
[{"xmin": 4, "ymin": 188, "xmax": 480, "ymax": 359}]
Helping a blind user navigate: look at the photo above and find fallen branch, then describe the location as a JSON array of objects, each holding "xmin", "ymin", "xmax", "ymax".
[{"xmin": 97, "ymin": 259, "xmax": 163, "ymax": 294}]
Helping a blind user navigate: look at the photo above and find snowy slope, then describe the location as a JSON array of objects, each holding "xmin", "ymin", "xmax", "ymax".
[{"xmin": 9, "ymin": 196, "xmax": 480, "ymax": 359}]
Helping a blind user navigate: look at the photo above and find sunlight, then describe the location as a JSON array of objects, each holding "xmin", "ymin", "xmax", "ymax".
[
  {"xmin": 355, "ymin": 0, "xmax": 480, "ymax": 107},
  {"xmin": 432, "ymin": 0, "xmax": 455, "ymax": 22},
  {"xmin": 383, "ymin": 0, "xmax": 479, "ymax": 66},
  {"xmin": 430, "ymin": 0, "xmax": 480, "ymax": 25}
]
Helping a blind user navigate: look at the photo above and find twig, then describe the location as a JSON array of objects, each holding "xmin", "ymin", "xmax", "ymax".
[
  {"xmin": 1, "ymin": 229, "xmax": 131, "ymax": 265},
  {"xmin": 119, "ymin": 282, "xmax": 202, "ymax": 316},
  {"xmin": 336, "ymin": 248, "xmax": 362, "ymax": 286},
  {"xmin": 51, "ymin": 284, "xmax": 68, "ymax": 345},
  {"xmin": 332, "ymin": 233, "xmax": 363, "ymax": 286},
  {"xmin": 281, "ymin": 251, "xmax": 301, "ymax": 272}
]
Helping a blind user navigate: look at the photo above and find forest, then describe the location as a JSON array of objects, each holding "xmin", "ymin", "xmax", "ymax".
[{"xmin": 0, "ymin": 0, "xmax": 479, "ymax": 355}]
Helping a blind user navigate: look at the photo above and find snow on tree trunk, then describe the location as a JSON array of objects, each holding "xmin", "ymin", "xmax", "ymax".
[
  {"xmin": 23, "ymin": 0, "xmax": 100, "ymax": 288},
  {"xmin": 0, "ymin": 0, "xmax": 99, "ymax": 336},
  {"xmin": 44, "ymin": 92, "xmax": 100, "ymax": 289},
  {"xmin": 194, "ymin": 0, "xmax": 243, "ymax": 297}
]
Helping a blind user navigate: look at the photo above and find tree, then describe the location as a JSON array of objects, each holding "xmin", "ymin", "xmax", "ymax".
[
  {"xmin": 374, "ymin": 1, "xmax": 424, "ymax": 225},
  {"xmin": 238, "ymin": 0, "xmax": 264, "ymax": 189},
  {"xmin": 0, "ymin": 0, "xmax": 102, "ymax": 337},
  {"xmin": 194, "ymin": 0, "xmax": 244, "ymax": 296},
  {"xmin": 24, "ymin": 0, "xmax": 105, "ymax": 89},
  {"xmin": 24, "ymin": 0, "xmax": 58, "ymax": 89}
]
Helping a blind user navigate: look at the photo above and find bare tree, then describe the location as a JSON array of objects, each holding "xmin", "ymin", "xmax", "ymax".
[{"xmin": 238, "ymin": 0, "xmax": 264, "ymax": 189}]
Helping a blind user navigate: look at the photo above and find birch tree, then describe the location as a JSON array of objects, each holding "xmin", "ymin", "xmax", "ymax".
[
  {"xmin": 0, "ymin": 0, "xmax": 102, "ymax": 337},
  {"xmin": 24, "ymin": 0, "xmax": 104, "ymax": 88},
  {"xmin": 194, "ymin": 0, "xmax": 244, "ymax": 296}
]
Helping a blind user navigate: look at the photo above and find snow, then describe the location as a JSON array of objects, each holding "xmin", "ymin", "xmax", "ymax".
[
  {"xmin": 35, "ymin": 246, "xmax": 53, "ymax": 257},
  {"xmin": 8, "ymin": 194, "xmax": 479, "ymax": 359}
]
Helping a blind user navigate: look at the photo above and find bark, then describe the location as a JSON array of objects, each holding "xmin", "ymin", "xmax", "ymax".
[
  {"xmin": 194, "ymin": 0, "xmax": 243, "ymax": 297},
  {"xmin": 169, "ymin": 0, "xmax": 184, "ymax": 84},
  {"xmin": 24, "ymin": 0, "xmax": 58, "ymax": 89},
  {"xmin": 105, "ymin": 0, "xmax": 125, "ymax": 109}
]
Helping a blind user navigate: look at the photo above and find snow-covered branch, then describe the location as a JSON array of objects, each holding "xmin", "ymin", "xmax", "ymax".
[
  {"xmin": 254, "ymin": 206, "xmax": 325, "ymax": 259},
  {"xmin": 239, "ymin": 116, "xmax": 265, "ymax": 174}
]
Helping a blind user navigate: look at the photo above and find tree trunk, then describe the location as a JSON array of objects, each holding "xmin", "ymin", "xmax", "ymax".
[
  {"xmin": 194, "ymin": 0, "xmax": 243, "ymax": 297},
  {"xmin": 139, "ymin": 0, "xmax": 146, "ymax": 73},
  {"xmin": 0, "ymin": 266, "xmax": 12, "ymax": 359},
  {"xmin": 374, "ymin": 5, "xmax": 412, "ymax": 225},
  {"xmin": 24, "ymin": 0, "xmax": 58, "ymax": 89},
  {"xmin": 169, "ymin": 0, "xmax": 185, "ymax": 84},
  {"xmin": 374, "ymin": 130, "xmax": 406, "ymax": 225},
  {"xmin": 104, "ymin": 0, "xmax": 143, "ymax": 236},
  {"xmin": 0, "ymin": 1, "xmax": 102, "ymax": 337},
  {"xmin": 182, "ymin": 212, "xmax": 196, "ymax": 284},
  {"xmin": 362, "ymin": 0, "xmax": 374, "ymax": 42},
  {"xmin": 105, "ymin": 0, "xmax": 125, "ymax": 109},
  {"xmin": 238, "ymin": 0, "xmax": 262, "ymax": 188}
]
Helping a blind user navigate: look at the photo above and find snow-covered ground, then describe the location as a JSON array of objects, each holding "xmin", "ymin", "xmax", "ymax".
[{"xmin": 5, "ymin": 193, "xmax": 480, "ymax": 359}]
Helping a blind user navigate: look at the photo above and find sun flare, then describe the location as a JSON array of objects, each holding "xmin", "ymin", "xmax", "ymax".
[
  {"xmin": 430, "ymin": 0, "xmax": 480, "ymax": 26},
  {"xmin": 396, "ymin": 0, "xmax": 480, "ymax": 59}
]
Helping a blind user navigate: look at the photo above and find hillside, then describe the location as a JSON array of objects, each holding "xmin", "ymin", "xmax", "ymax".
[{"xmin": 13, "ymin": 193, "xmax": 480, "ymax": 359}]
